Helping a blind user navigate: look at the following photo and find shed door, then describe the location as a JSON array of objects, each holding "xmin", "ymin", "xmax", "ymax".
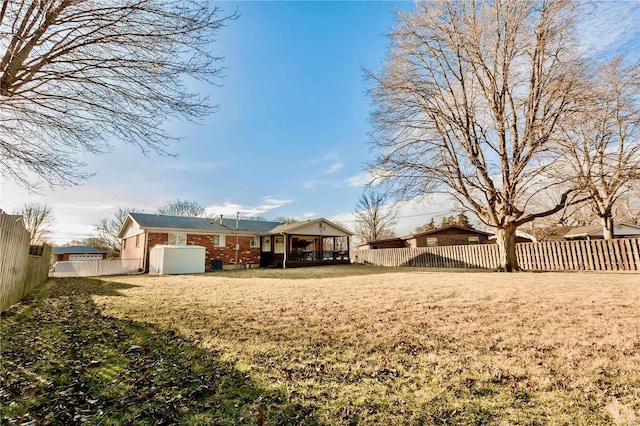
[{"xmin": 69, "ymin": 254, "xmax": 103, "ymax": 261}]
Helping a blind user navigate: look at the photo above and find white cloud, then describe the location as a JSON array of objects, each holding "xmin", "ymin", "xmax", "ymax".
[
  {"xmin": 345, "ymin": 172, "xmax": 369, "ymax": 188},
  {"xmin": 303, "ymin": 212, "xmax": 316, "ymax": 218},
  {"xmin": 204, "ymin": 196, "xmax": 293, "ymax": 218},
  {"xmin": 577, "ymin": 2, "xmax": 640, "ymax": 56},
  {"xmin": 323, "ymin": 162, "xmax": 344, "ymax": 175}
]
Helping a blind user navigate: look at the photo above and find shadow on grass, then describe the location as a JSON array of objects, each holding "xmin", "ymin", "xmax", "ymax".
[
  {"xmin": 1, "ymin": 278, "xmax": 317, "ymax": 425},
  {"xmin": 203, "ymin": 264, "xmax": 411, "ymax": 280}
]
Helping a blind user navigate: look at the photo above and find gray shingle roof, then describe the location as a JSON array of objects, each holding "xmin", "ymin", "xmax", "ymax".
[
  {"xmin": 52, "ymin": 246, "xmax": 108, "ymax": 254},
  {"xmin": 129, "ymin": 213, "xmax": 282, "ymax": 234}
]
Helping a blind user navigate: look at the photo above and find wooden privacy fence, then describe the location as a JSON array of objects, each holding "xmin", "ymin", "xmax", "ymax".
[
  {"xmin": 352, "ymin": 238, "xmax": 640, "ymax": 272},
  {"xmin": 1, "ymin": 211, "xmax": 52, "ymax": 312},
  {"xmin": 51, "ymin": 259, "xmax": 141, "ymax": 277}
]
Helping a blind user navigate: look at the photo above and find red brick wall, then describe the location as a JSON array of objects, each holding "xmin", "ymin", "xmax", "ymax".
[
  {"xmin": 188, "ymin": 234, "xmax": 261, "ymax": 268},
  {"xmin": 145, "ymin": 232, "xmax": 261, "ymax": 270}
]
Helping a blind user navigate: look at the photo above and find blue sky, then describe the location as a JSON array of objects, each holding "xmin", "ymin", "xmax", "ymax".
[{"xmin": 1, "ymin": 1, "xmax": 639, "ymax": 244}]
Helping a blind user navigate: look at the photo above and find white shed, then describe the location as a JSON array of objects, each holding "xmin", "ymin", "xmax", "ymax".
[{"xmin": 149, "ymin": 245, "xmax": 206, "ymax": 275}]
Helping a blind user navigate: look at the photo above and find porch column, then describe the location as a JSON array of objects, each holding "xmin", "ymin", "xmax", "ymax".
[{"xmin": 347, "ymin": 236, "xmax": 350, "ymax": 261}]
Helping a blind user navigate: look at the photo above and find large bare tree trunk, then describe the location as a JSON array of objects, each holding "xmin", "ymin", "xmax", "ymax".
[
  {"xmin": 494, "ymin": 224, "xmax": 520, "ymax": 272},
  {"xmin": 601, "ymin": 216, "xmax": 615, "ymax": 240}
]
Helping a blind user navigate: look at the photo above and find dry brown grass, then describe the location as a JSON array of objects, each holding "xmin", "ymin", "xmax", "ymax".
[{"xmin": 94, "ymin": 266, "xmax": 640, "ymax": 425}]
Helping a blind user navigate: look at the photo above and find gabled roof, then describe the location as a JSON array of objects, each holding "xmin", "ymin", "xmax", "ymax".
[
  {"xmin": 563, "ymin": 222, "xmax": 640, "ymax": 239},
  {"xmin": 52, "ymin": 246, "xmax": 108, "ymax": 254},
  {"xmin": 528, "ymin": 226, "xmax": 575, "ymax": 241},
  {"xmin": 119, "ymin": 213, "xmax": 352, "ymax": 238},
  {"xmin": 121, "ymin": 213, "xmax": 282, "ymax": 237},
  {"xmin": 267, "ymin": 218, "xmax": 353, "ymax": 236},
  {"xmin": 401, "ymin": 225, "xmax": 492, "ymax": 240},
  {"xmin": 488, "ymin": 230, "xmax": 537, "ymax": 242}
]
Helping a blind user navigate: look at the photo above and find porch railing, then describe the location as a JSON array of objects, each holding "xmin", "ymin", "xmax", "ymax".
[{"xmin": 287, "ymin": 250, "xmax": 349, "ymax": 261}]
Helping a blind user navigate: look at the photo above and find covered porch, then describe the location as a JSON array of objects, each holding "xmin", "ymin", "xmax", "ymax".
[{"xmin": 259, "ymin": 219, "xmax": 352, "ymax": 268}]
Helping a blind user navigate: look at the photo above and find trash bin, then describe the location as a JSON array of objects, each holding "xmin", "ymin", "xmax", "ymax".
[{"xmin": 212, "ymin": 259, "xmax": 223, "ymax": 270}]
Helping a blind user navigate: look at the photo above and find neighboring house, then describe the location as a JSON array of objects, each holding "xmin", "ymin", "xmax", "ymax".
[
  {"xmin": 358, "ymin": 225, "xmax": 492, "ymax": 249},
  {"xmin": 563, "ymin": 222, "xmax": 640, "ymax": 240},
  {"xmin": 402, "ymin": 225, "xmax": 493, "ymax": 247},
  {"xmin": 528, "ymin": 226, "xmax": 575, "ymax": 242},
  {"xmin": 51, "ymin": 246, "xmax": 108, "ymax": 264},
  {"xmin": 118, "ymin": 213, "xmax": 352, "ymax": 271},
  {"xmin": 357, "ymin": 237, "xmax": 405, "ymax": 250},
  {"xmin": 488, "ymin": 230, "xmax": 537, "ymax": 244}
]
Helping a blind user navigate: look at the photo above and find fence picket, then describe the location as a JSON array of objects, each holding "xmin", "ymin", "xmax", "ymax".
[
  {"xmin": 1, "ymin": 211, "xmax": 52, "ymax": 312},
  {"xmin": 352, "ymin": 238, "xmax": 640, "ymax": 272}
]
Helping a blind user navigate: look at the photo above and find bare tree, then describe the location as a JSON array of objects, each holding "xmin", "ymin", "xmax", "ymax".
[
  {"xmin": 15, "ymin": 202, "xmax": 54, "ymax": 244},
  {"xmin": 557, "ymin": 57, "xmax": 640, "ymax": 239},
  {"xmin": 367, "ymin": 0, "xmax": 585, "ymax": 271},
  {"xmin": 354, "ymin": 188, "xmax": 398, "ymax": 243},
  {"xmin": 92, "ymin": 207, "xmax": 139, "ymax": 257},
  {"xmin": 415, "ymin": 218, "xmax": 436, "ymax": 233},
  {"xmin": 618, "ymin": 189, "xmax": 640, "ymax": 225},
  {"xmin": 526, "ymin": 185, "xmax": 596, "ymax": 227},
  {"xmin": 0, "ymin": 0, "xmax": 236, "ymax": 188},
  {"xmin": 157, "ymin": 199, "xmax": 205, "ymax": 217}
]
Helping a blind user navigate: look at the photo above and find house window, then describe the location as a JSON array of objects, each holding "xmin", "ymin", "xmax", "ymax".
[
  {"xmin": 213, "ymin": 234, "xmax": 226, "ymax": 247},
  {"xmin": 468, "ymin": 236, "xmax": 480, "ymax": 245},
  {"xmin": 372, "ymin": 244, "xmax": 380, "ymax": 249},
  {"xmin": 168, "ymin": 232, "xmax": 187, "ymax": 245},
  {"xmin": 274, "ymin": 236, "xmax": 285, "ymax": 254},
  {"xmin": 426, "ymin": 237, "xmax": 438, "ymax": 247},
  {"xmin": 135, "ymin": 235, "xmax": 140, "ymax": 247},
  {"xmin": 123, "ymin": 239, "xmax": 127, "ymax": 249},
  {"xmin": 250, "ymin": 236, "xmax": 260, "ymax": 248},
  {"xmin": 262, "ymin": 236, "xmax": 271, "ymax": 252}
]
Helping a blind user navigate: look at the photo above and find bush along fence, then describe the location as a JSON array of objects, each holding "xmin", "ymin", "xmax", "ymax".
[
  {"xmin": 0, "ymin": 210, "xmax": 52, "ymax": 312},
  {"xmin": 351, "ymin": 238, "xmax": 640, "ymax": 272}
]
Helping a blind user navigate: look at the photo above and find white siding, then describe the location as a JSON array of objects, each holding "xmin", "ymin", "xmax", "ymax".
[
  {"xmin": 149, "ymin": 245, "xmax": 205, "ymax": 275},
  {"xmin": 122, "ymin": 221, "xmax": 143, "ymax": 239}
]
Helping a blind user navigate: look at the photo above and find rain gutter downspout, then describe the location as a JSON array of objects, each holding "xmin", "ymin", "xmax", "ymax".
[
  {"xmin": 142, "ymin": 231, "xmax": 149, "ymax": 273},
  {"xmin": 281, "ymin": 232, "xmax": 287, "ymax": 269}
]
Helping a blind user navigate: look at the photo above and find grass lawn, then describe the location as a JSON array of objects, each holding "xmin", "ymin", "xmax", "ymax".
[{"xmin": 2, "ymin": 265, "xmax": 639, "ymax": 425}]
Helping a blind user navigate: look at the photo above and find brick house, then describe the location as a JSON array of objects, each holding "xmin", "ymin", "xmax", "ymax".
[
  {"xmin": 357, "ymin": 237, "xmax": 405, "ymax": 250},
  {"xmin": 403, "ymin": 225, "xmax": 493, "ymax": 247},
  {"xmin": 358, "ymin": 225, "xmax": 492, "ymax": 250},
  {"xmin": 118, "ymin": 213, "xmax": 352, "ymax": 271}
]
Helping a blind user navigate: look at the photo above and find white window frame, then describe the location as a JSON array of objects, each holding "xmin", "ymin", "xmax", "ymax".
[
  {"xmin": 213, "ymin": 234, "xmax": 226, "ymax": 247},
  {"xmin": 168, "ymin": 232, "xmax": 187, "ymax": 245},
  {"xmin": 274, "ymin": 236, "xmax": 285, "ymax": 254},
  {"xmin": 426, "ymin": 237, "xmax": 438, "ymax": 247},
  {"xmin": 262, "ymin": 236, "xmax": 271, "ymax": 252},
  {"xmin": 468, "ymin": 236, "xmax": 480, "ymax": 245},
  {"xmin": 250, "ymin": 236, "xmax": 260, "ymax": 248}
]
